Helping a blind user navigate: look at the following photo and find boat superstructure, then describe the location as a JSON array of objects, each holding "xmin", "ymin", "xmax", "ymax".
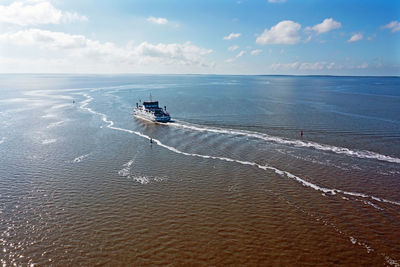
[{"xmin": 133, "ymin": 96, "xmax": 171, "ymax": 123}]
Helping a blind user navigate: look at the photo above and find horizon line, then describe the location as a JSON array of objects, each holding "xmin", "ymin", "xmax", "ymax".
[{"xmin": 0, "ymin": 73, "xmax": 399, "ymax": 78}]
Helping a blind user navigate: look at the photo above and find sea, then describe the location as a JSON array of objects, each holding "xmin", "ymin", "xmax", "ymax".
[{"xmin": 0, "ymin": 74, "xmax": 399, "ymax": 266}]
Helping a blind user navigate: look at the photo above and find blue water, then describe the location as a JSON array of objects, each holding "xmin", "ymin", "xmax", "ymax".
[{"xmin": 0, "ymin": 74, "xmax": 399, "ymax": 265}]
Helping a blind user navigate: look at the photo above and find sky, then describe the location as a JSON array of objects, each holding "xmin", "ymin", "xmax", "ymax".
[{"xmin": 0, "ymin": 0, "xmax": 399, "ymax": 75}]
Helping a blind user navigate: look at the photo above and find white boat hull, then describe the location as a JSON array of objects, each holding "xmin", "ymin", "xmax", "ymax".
[{"xmin": 134, "ymin": 108, "xmax": 171, "ymax": 123}]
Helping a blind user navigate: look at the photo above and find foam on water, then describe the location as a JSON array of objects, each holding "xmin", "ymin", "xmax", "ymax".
[
  {"xmin": 118, "ymin": 159, "xmax": 135, "ymax": 177},
  {"xmin": 47, "ymin": 120, "xmax": 66, "ymax": 129},
  {"xmin": 42, "ymin": 139, "xmax": 56, "ymax": 145},
  {"xmin": 132, "ymin": 176, "xmax": 150, "ymax": 184},
  {"xmin": 118, "ymin": 157, "xmax": 166, "ymax": 184},
  {"xmin": 153, "ymin": 176, "xmax": 167, "ymax": 182},
  {"xmin": 79, "ymin": 92, "xmax": 400, "ymax": 207},
  {"xmin": 130, "ymin": 174, "xmax": 165, "ymax": 184},
  {"xmin": 72, "ymin": 153, "xmax": 91, "ymax": 163},
  {"xmin": 349, "ymin": 236, "xmax": 373, "ymax": 253},
  {"xmin": 378, "ymin": 169, "xmax": 400, "ymax": 176},
  {"xmin": 41, "ymin": 114, "xmax": 57, "ymax": 119},
  {"xmin": 275, "ymin": 148, "xmax": 352, "ymax": 171},
  {"xmin": 385, "ymin": 256, "xmax": 400, "ymax": 267},
  {"xmin": 168, "ymin": 121, "xmax": 400, "ymax": 164},
  {"xmin": 363, "ymin": 200, "xmax": 383, "ymax": 211}
]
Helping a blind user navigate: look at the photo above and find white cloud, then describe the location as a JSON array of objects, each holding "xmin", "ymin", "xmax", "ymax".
[
  {"xmin": 304, "ymin": 34, "xmax": 312, "ymax": 43},
  {"xmin": 225, "ymin": 50, "xmax": 246, "ymax": 63},
  {"xmin": 382, "ymin": 21, "xmax": 400, "ymax": 33},
  {"xmin": 236, "ymin": 50, "xmax": 246, "ymax": 58},
  {"xmin": 223, "ymin": 32, "xmax": 241, "ymax": 40},
  {"xmin": 268, "ymin": 61, "xmax": 343, "ymax": 71},
  {"xmin": 0, "ymin": 29, "xmax": 89, "ymax": 49},
  {"xmin": 256, "ymin": 20, "xmax": 301, "ymax": 45},
  {"xmin": 250, "ymin": 49, "xmax": 262, "ymax": 55},
  {"xmin": 63, "ymin": 11, "xmax": 88, "ymax": 23},
  {"xmin": 348, "ymin": 33, "xmax": 363, "ymax": 42},
  {"xmin": 228, "ymin": 45, "xmax": 239, "ymax": 51},
  {"xmin": 268, "ymin": 0, "xmax": 287, "ymax": 3},
  {"xmin": 356, "ymin": 62, "xmax": 368, "ymax": 69},
  {"xmin": 0, "ymin": 0, "xmax": 87, "ymax": 26},
  {"xmin": 0, "ymin": 29, "xmax": 214, "ymax": 68},
  {"xmin": 267, "ymin": 61, "xmax": 378, "ymax": 73},
  {"xmin": 147, "ymin": 16, "xmax": 168, "ymax": 25},
  {"xmin": 309, "ymin": 18, "xmax": 341, "ymax": 34},
  {"xmin": 134, "ymin": 42, "xmax": 213, "ymax": 66}
]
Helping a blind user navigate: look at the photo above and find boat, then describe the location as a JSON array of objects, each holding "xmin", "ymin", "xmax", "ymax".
[{"xmin": 133, "ymin": 94, "xmax": 171, "ymax": 123}]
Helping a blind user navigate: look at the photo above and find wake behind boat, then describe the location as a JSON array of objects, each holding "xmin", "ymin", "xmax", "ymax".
[{"xmin": 133, "ymin": 95, "xmax": 171, "ymax": 123}]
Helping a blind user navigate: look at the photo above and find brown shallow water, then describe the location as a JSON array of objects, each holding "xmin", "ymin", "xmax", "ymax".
[{"xmin": 0, "ymin": 75, "xmax": 400, "ymax": 266}]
